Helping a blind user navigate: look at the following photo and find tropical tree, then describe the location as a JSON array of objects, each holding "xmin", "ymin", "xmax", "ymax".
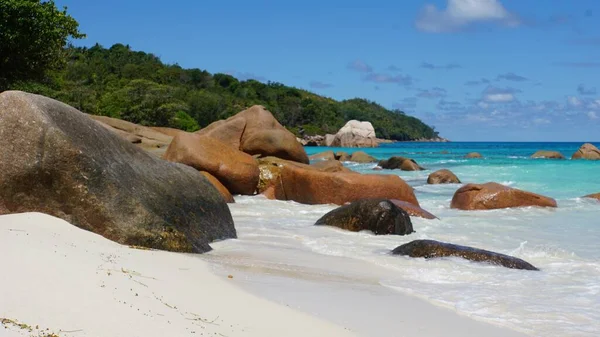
[{"xmin": 0, "ymin": 0, "xmax": 84, "ymax": 90}]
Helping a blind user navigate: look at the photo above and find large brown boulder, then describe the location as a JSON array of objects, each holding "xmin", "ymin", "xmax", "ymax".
[
  {"xmin": 378, "ymin": 156, "xmax": 424, "ymax": 171},
  {"xmin": 464, "ymin": 152, "xmax": 483, "ymax": 159},
  {"xmin": 427, "ymin": 169, "xmax": 461, "ymax": 184},
  {"xmin": 277, "ymin": 165, "xmax": 419, "ymax": 206},
  {"xmin": 0, "ymin": 91, "xmax": 235, "ymax": 253},
  {"xmin": 390, "ymin": 200, "xmax": 437, "ymax": 219},
  {"xmin": 530, "ymin": 150, "xmax": 565, "ymax": 159},
  {"xmin": 349, "ymin": 151, "xmax": 377, "ymax": 163},
  {"xmin": 571, "ymin": 143, "xmax": 600, "ymax": 160},
  {"xmin": 315, "ymin": 199, "xmax": 413, "ymax": 235},
  {"xmin": 200, "ymin": 172, "xmax": 234, "ymax": 203},
  {"xmin": 164, "ymin": 133, "xmax": 259, "ymax": 195},
  {"xmin": 391, "ymin": 240, "xmax": 538, "ymax": 270},
  {"xmin": 256, "ymin": 156, "xmax": 350, "ymax": 194},
  {"xmin": 583, "ymin": 193, "xmax": 600, "ymax": 201},
  {"xmin": 309, "ymin": 150, "xmax": 335, "ymax": 161},
  {"xmin": 450, "ymin": 182, "xmax": 557, "ymax": 210},
  {"xmin": 197, "ymin": 105, "xmax": 309, "ymax": 164},
  {"xmin": 89, "ymin": 115, "xmax": 173, "ymax": 157}
]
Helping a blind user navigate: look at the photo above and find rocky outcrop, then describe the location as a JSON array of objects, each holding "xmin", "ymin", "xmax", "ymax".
[
  {"xmin": 427, "ymin": 169, "xmax": 461, "ymax": 184},
  {"xmin": 464, "ymin": 152, "xmax": 483, "ymax": 159},
  {"xmin": 0, "ymin": 91, "xmax": 235, "ymax": 253},
  {"xmin": 197, "ymin": 105, "xmax": 309, "ymax": 163},
  {"xmin": 315, "ymin": 199, "xmax": 413, "ymax": 235},
  {"xmin": 378, "ymin": 156, "xmax": 424, "ymax": 171},
  {"xmin": 164, "ymin": 133, "xmax": 259, "ymax": 195},
  {"xmin": 257, "ymin": 157, "xmax": 419, "ymax": 206},
  {"xmin": 450, "ymin": 182, "xmax": 557, "ymax": 210},
  {"xmin": 335, "ymin": 151, "xmax": 351, "ymax": 161},
  {"xmin": 349, "ymin": 151, "xmax": 377, "ymax": 163},
  {"xmin": 583, "ymin": 193, "xmax": 600, "ymax": 201},
  {"xmin": 309, "ymin": 150, "xmax": 336, "ymax": 161},
  {"xmin": 331, "ymin": 120, "xmax": 378, "ymax": 148},
  {"xmin": 200, "ymin": 171, "xmax": 234, "ymax": 203},
  {"xmin": 89, "ymin": 115, "xmax": 173, "ymax": 157},
  {"xmin": 324, "ymin": 134, "xmax": 336, "ymax": 147},
  {"xmin": 530, "ymin": 150, "xmax": 565, "ymax": 159},
  {"xmin": 571, "ymin": 143, "xmax": 600, "ymax": 160},
  {"xmin": 390, "ymin": 200, "xmax": 437, "ymax": 219},
  {"xmin": 391, "ymin": 240, "xmax": 539, "ymax": 270}
]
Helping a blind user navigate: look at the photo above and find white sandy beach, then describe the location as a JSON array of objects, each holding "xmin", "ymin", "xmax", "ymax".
[{"xmin": 0, "ymin": 212, "xmax": 527, "ymax": 337}]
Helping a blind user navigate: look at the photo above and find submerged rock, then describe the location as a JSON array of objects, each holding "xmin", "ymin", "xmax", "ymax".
[
  {"xmin": 450, "ymin": 182, "xmax": 557, "ymax": 210},
  {"xmin": 571, "ymin": 143, "xmax": 600, "ymax": 160},
  {"xmin": 391, "ymin": 240, "xmax": 539, "ymax": 270},
  {"xmin": 531, "ymin": 150, "xmax": 565, "ymax": 159},
  {"xmin": 315, "ymin": 199, "xmax": 413, "ymax": 235},
  {"xmin": 309, "ymin": 150, "xmax": 336, "ymax": 161},
  {"xmin": 583, "ymin": 193, "xmax": 600, "ymax": 201},
  {"xmin": 164, "ymin": 133, "xmax": 259, "ymax": 195},
  {"xmin": 427, "ymin": 169, "xmax": 461, "ymax": 184},
  {"xmin": 349, "ymin": 151, "xmax": 377, "ymax": 163},
  {"xmin": 0, "ymin": 91, "xmax": 235, "ymax": 253},
  {"xmin": 335, "ymin": 151, "xmax": 351, "ymax": 161},
  {"xmin": 196, "ymin": 105, "xmax": 309, "ymax": 164},
  {"xmin": 464, "ymin": 152, "xmax": 483, "ymax": 159},
  {"xmin": 378, "ymin": 156, "xmax": 424, "ymax": 171}
]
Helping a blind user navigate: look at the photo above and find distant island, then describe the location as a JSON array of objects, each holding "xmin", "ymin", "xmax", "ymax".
[{"xmin": 13, "ymin": 43, "xmax": 439, "ymax": 141}]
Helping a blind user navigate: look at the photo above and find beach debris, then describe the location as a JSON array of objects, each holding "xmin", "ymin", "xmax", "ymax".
[
  {"xmin": 315, "ymin": 199, "xmax": 414, "ymax": 235},
  {"xmin": 392, "ymin": 240, "xmax": 539, "ymax": 270}
]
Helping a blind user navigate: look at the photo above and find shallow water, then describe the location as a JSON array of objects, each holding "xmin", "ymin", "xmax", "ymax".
[{"xmin": 211, "ymin": 142, "xmax": 600, "ymax": 336}]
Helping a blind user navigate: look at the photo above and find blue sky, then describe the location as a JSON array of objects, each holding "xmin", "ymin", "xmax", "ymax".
[{"xmin": 55, "ymin": 0, "xmax": 600, "ymax": 141}]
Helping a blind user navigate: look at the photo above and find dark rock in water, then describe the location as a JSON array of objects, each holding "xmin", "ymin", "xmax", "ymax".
[
  {"xmin": 0, "ymin": 91, "xmax": 236, "ymax": 253},
  {"xmin": 378, "ymin": 156, "xmax": 424, "ymax": 171},
  {"xmin": 315, "ymin": 199, "xmax": 414, "ymax": 235},
  {"xmin": 427, "ymin": 169, "xmax": 461, "ymax": 184},
  {"xmin": 391, "ymin": 240, "xmax": 539, "ymax": 270}
]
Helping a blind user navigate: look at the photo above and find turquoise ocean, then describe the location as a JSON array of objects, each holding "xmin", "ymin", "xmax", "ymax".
[{"xmin": 210, "ymin": 142, "xmax": 600, "ymax": 336}]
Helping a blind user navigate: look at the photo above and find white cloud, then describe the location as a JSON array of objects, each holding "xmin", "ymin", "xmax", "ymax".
[
  {"xmin": 484, "ymin": 93, "xmax": 515, "ymax": 102},
  {"xmin": 533, "ymin": 118, "xmax": 550, "ymax": 125},
  {"xmin": 588, "ymin": 111, "xmax": 599, "ymax": 120},
  {"xmin": 567, "ymin": 96, "xmax": 582, "ymax": 107},
  {"xmin": 477, "ymin": 101, "xmax": 489, "ymax": 109},
  {"xmin": 416, "ymin": 0, "xmax": 519, "ymax": 33}
]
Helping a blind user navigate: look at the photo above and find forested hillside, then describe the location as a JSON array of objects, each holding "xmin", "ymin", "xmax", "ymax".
[{"xmin": 13, "ymin": 43, "xmax": 438, "ymax": 140}]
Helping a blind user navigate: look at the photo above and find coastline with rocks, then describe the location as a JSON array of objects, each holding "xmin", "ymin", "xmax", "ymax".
[{"xmin": 1, "ymin": 92, "xmax": 599, "ymax": 337}]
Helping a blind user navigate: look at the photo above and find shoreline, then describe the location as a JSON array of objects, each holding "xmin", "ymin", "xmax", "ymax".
[{"xmin": 1, "ymin": 212, "xmax": 527, "ymax": 337}]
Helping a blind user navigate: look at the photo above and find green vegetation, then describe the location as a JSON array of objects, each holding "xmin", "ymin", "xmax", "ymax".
[
  {"xmin": 0, "ymin": 0, "xmax": 84, "ymax": 91},
  {"xmin": 3, "ymin": 2, "xmax": 438, "ymax": 140}
]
